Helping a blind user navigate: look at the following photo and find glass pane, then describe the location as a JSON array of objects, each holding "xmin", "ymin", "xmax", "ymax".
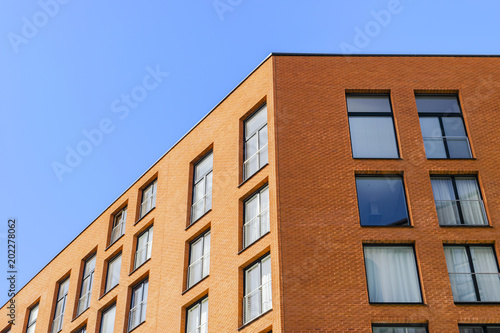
[
  {"xmin": 459, "ymin": 327, "xmax": 484, "ymax": 333},
  {"xmin": 455, "ymin": 178, "xmax": 486, "ymax": 225},
  {"xmin": 29, "ymin": 304, "xmax": 39, "ymax": 323},
  {"xmin": 106, "ymin": 254, "xmax": 121, "ymax": 292},
  {"xmin": 85, "ymin": 256, "xmax": 96, "ymax": 277},
  {"xmin": 193, "ymin": 181, "xmax": 205, "ymax": 202},
  {"xmin": 245, "ymin": 106, "xmax": 267, "ymax": 138},
  {"xmin": 431, "ymin": 177, "xmax": 460, "ymax": 225},
  {"xmin": 245, "ymin": 264, "xmax": 261, "ymax": 294},
  {"xmin": 470, "ymin": 247, "xmax": 500, "ymax": 302},
  {"xmin": 356, "ymin": 177, "xmax": 408, "ymax": 226},
  {"xmin": 349, "ymin": 116, "xmax": 398, "ymax": 158},
  {"xmin": 373, "ymin": 328, "xmax": 427, "ymax": 333},
  {"xmin": 187, "ymin": 303, "xmax": 200, "ymax": 333},
  {"xmin": 442, "ymin": 116, "xmax": 466, "ymax": 137},
  {"xmin": 346, "ymin": 95, "xmax": 392, "ymax": 113},
  {"xmin": 416, "ymin": 95, "xmax": 461, "ymax": 113},
  {"xmin": 59, "ymin": 279, "xmax": 69, "ymax": 297},
  {"xmin": 259, "ymin": 125, "xmax": 268, "ymax": 150},
  {"xmin": 364, "ymin": 246, "xmax": 422, "ymax": 303},
  {"xmin": 200, "ymin": 299, "xmax": 209, "ymax": 332},
  {"xmin": 487, "ymin": 327, "xmax": 500, "ymax": 333},
  {"xmin": 100, "ymin": 305, "xmax": 116, "ymax": 333},
  {"xmin": 444, "ymin": 247, "xmax": 476, "ymax": 302},
  {"xmin": 195, "ymin": 152, "xmax": 213, "ymax": 182},
  {"xmin": 245, "ymin": 135, "xmax": 258, "ymax": 160},
  {"xmin": 419, "ymin": 117, "xmax": 447, "ymax": 158}
]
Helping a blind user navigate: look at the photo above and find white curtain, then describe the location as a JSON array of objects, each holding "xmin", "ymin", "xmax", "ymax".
[
  {"xmin": 200, "ymin": 299, "xmax": 208, "ymax": 333},
  {"xmin": 364, "ymin": 247, "xmax": 422, "ymax": 303},
  {"xmin": 373, "ymin": 327, "xmax": 427, "ymax": 333},
  {"xmin": 261, "ymin": 256, "xmax": 272, "ymax": 312},
  {"xmin": 470, "ymin": 247, "xmax": 500, "ymax": 301},
  {"xmin": 444, "ymin": 247, "xmax": 476, "ymax": 301},
  {"xmin": 349, "ymin": 117, "xmax": 398, "ymax": 158},
  {"xmin": 456, "ymin": 177, "xmax": 486, "ymax": 225},
  {"xmin": 101, "ymin": 305, "xmax": 116, "ymax": 333},
  {"xmin": 431, "ymin": 177, "xmax": 459, "ymax": 225},
  {"xmin": 187, "ymin": 303, "xmax": 200, "ymax": 333},
  {"xmin": 419, "ymin": 117, "xmax": 446, "ymax": 158}
]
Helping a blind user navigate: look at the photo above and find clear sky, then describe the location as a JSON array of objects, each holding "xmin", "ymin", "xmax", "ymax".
[{"xmin": 1, "ymin": 0, "xmax": 500, "ymax": 305}]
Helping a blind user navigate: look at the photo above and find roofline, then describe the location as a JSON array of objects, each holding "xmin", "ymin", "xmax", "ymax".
[
  {"xmin": 6, "ymin": 51, "xmax": 498, "ymax": 308},
  {"xmin": 2, "ymin": 53, "xmax": 274, "ymax": 309}
]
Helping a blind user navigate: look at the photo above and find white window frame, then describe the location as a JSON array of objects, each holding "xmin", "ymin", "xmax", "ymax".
[{"xmin": 187, "ymin": 231, "xmax": 211, "ymax": 288}]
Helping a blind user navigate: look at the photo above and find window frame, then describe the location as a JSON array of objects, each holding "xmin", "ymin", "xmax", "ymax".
[
  {"xmin": 187, "ymin": 230, "xmax": 211, "ymax": 289},
  {"xmin": 191, "ymin": 151, "xmax": 213, "ymax": 224},
  {"xmin": 128, "ymin": 278, "xmax": 149, "ymax": 332},
  {"xmin": 243, "ymin": 253, "xmax": 272, "ymax": 324},
  {"xmin": 243, "ymin": 184, "xmax": 270, "ymax": 248},
  {"xmin": 52, "ymin": 277, "xmax": 70, "ymax": 333},
  {"xmin": 346, "ymin": 93, "xmax": 400, "ymax": 159},
  {"xmin": 243, "ymin": 104, "xmax": 268, "ymax": 181},
  {"xmin": 77, "ymin": 254, "xmax": 96, "ymax": 315},
  {"xmin": 430, "ymin": 175, "xmax": 488, "ymax": 226},
  {"xmin": 185, "ymin": 296, "xmax": 209, "ymax": 333},
  {"xmin": 110, "ymin": 206, "xmax": 127, "ymax": 245},
  {"xmin": 459, "ymin": 324, "xmax": 500, "ymax": 333},
  {"xmin": 416, "ymin": 94, "xmax": 472, "ymax": 159},
  {"xmin": 25, "ymin": 303, "xmax": 39, "ymax": 333},
  {"xmin": 139, "ymin": 179, "xmax": 157, "ymax": 219},
  {"xmin": 444, "ymin": 244, "xmax": 500, "ymax": 303},
  {"xmin": 134, "ymin": 226, "xmax": 153, "ymax": 269},
  {"xmin": 355, "ymin": 175, "xmax": 410, "ymax": 227},
  {"xmin": 363, "ymin": 244, "xmax": 424, "ymax": 304},
  {"xmin": 372, "ymin": 324, "xmax": 428, "ymax": 333},
  {"xmin": 99, "ymin": 303, "xmax": 116, "ymax": 333},
  {"xmin": 105, "ymin": 252, "xmax": 122, "ymax": 293}
]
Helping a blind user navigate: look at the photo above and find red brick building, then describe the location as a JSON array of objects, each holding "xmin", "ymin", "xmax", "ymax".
[{"xmin": 2, "ymin": 54, "xmax": 500, "ymax": 333}]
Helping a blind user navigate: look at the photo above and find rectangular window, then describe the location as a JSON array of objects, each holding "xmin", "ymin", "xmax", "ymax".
[
  {"xmin": 431, "ymin": 176, "xmax": 487, "ymax": 225},
  {"xmin": 444, "ymin": 245, "xmax": 500, "ymax": 302},
  {"xmin": 77, "ymin": 255, "xmax": 96, "ymax": 315},
  {"xmin": 25, "ymin": 304, "xmax": 38, "ymax": 333},
  {"xmin": 187, "ymin": 231, "xmax": 211, "ymax": 289},
  {"xmin": 243, "ymin": 254, "xmax": 272, "ymax": 324},
  {"xmin": 135, "ymin": 226, "xmax": 153, "ymax": 269},
  {"xmin": 129, "ymin": 279, "xmax": 148, "ymax": 331},
  {"xmin": 105, "ymin": 253, "xmax": 122, "ymax": 293},
  {"xmin": 140, "ymin": 180, "xmax": 157, "ymax": 219},
  {"xmin": 76, "ymin": 327, "xmax": 86, "ymax": 333},
  {"xmin": 244, "ymin": 105, "xmax": 268, "ymax": 180},
  {"xmin": 52, "ymin": 278, "xmax": 70, "ymax": 333},
  {"xmin": 364, "ymin": 246, "xmax": 422, "ymax": 303},
  {"xmin": 244, "ymin": 185, "xmax": 270, "ymax": 248},
  {"xmin": 347, "ymin": 95, "xmax": 399, "ymax": 158},
  {"xmin": 416, "ymin": 95, "xmax": 472, "ymax": 158},
  {"xmin": 191, "ymin": 152, "xmax": 213, "ymax": 223},
  {"xmin": 373, "ymin": 326, "xmax": 427, "ymax": 333},
  {"xmin": 100, "ymin": 304, "xmax": 116, "ymax": 333},
  {"xmin": 356, "ymin": 176, "xmax": 409, "ymax": 226},
  {"xmin": 186, "ymin": 297, "xmax": 208, "ymax": 333},
  {"xmin": 110, "ymin": 207, "xmax": 127, "ymax": 245},
  {"xmin": 459, "ymin": 325, "xmax": 500, "ymax": 333}
]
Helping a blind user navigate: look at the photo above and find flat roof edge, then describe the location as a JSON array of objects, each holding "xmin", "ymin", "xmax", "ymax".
[{"xmin": 269, "ymin": 52, "xmax": 500, "ymax": 58}]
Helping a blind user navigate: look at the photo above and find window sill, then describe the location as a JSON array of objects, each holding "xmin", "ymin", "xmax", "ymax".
[
  {"xmin": 238, "ymin": 309, "xmax": 272, "ymax": 331},
  {"xmin": 128, "ymin": 320, "xmax": 146, "ymax": 333},
  {"xmin": 71, "ymin": 307, "xmax": 89, "ymax": 322},
  {"xmin": 105, "ymin": 234, "xmax": 124, "ymax": 251},
  {"xmin": 426, "ymin": 158, "xmax": 476, "ymax": 160},
  {"xmin": 185, "ymin": 209, "xmax": 212, "ymax": 231},
  {"xmin": 99, "ymin": 284, "xmax": 119, "ymax": 300},
  {"xmin": 181, "ymin": 275, "xmax": 209, "ymax": 295},
  {"xmin": 439, "ymin": 224, "xmax": 491, "ymax": 227},
  {"xmin": 135, "ymin": 207, "xmax": 155, "ymax": 225},
  {"xmin": 238, "ymin": 164, "xmax": 269, "ymax": 188},
  {"xmin": 369, "ymin": 302, "xmax": 425, "ymax": 305},
  {"xmin": 129, "ymin": 258, "xmax": 151, "ymax": 276},
  {"xmin": 238, "ymin": 232, "xmax": 270, "ymax": 255}
]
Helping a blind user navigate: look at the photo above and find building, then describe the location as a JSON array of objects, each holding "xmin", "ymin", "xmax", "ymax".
[{"xmin": 2, "ymin": 54, "xmax": 500, "ymax": 333}]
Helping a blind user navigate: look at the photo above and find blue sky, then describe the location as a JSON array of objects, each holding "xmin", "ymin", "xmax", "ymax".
[{"xmin": 1, "ymin": 0, "xmax": 499, "ymax": 305}]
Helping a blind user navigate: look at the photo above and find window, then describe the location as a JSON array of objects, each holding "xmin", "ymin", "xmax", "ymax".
[
  {"xmin": 135, "ymin": 226, "xmax": 153, "ymax": 269},
  {"xmin": 100, "ymin": 304, "xmax": 116, "ymax": 333},
  {"xmin": 444, "ymin": 245, "xmax": 500, "ymax": 302},
  {"xmin": 26, "ymin": 304, "xmax": 38, "ymax": 333},
  {"xmin": 186, "ymin": 297, "xmax": 208, "ymax": 333},
  {"xmin": 355, "ymin": 176, "xmax": 409, "ymax": 226},
  {"xmin": 105, "ymin": 253, "xmax": 122, "ymax": 293},
  {"xmin": 243, "ymin": 254, "xmax": 272, "ymax": 324},
  {"xmin": 244, "ymin": 185, "xmax": 270, "ymax": 248},
  {"xmin": 373, "ymin": 326, "xmax": 427, "ymax": 333},
  {"xmin": 416, "ymin": 95, "xmax": 472, "ymax": 158},
  {"xmin": 459, "ymin": 325, "xmax": 500, "ymax": 333},
  {"xmin": 52, "ymin": 278, "xmax": 70, "ymax": 333},
  {"xmin": 244, "ymin": 105, "xmax": 268, "ymax": 180},
  {"xmin": 129, "ymin": 279, "xmax": 148, "ymax": 331},
  {"xmin": 187, "ymin": 230, "xmax": 211, "ymax": 288},
  {"xmin": 364, "ymin": 246, "xmax": 422, "ymax": 303},
  {"xmin": 431, "ymin": 176, "xmax": 487, "ymax": 225},
  {"xmin": 191, "ymin": 152, "xmax": 213, "ymax": 223},
  {"xmin": 110, "ymin": 206, "xmax": 127, "ymax": 244},
  {"xmin": 76, "ymin": 327, "xmax": 87, "ymax": 333},
  {"xmin": 77, "ymin": 255, "xmax": 96, "ymax": 315},
  {"xmin": 346, "ymin": 95, "xmax": 399, "ymax": 158},
  {"xmin": 140, "ymin": 180, "xmax": 157, "ymax": 218}
]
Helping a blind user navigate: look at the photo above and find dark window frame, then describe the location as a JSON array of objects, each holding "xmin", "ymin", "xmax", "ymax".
[
  {"xmin": 459, "ymin": 324, "xmax": 500, "ymax": 333},
  {"xmin": 243, "ymin": 104, "xmax": 268, "ymax": 181},
  {"xmin": 185, "ymin": 295, "xmax": 209, "ymax": 333},
  {"xmin": 372, "ymin": 323, "xmax": 428, "ymax": 332},
  {"xmin": 25, "ymin": 303, "xmax": 39, "ymax": 333},
  {"xmin": 416, "ymin": 94, "xmax": 472, "ymax": 159},
  {"xmin": 110, "ymin": 206, "xmax": 127, "ymax": 245},
  {"xmin": 134, "ymin": 226, "xmax": 153, "ymax": 269},
  {"xmin": 104, "ymin": 252, "xmax": 122, "ymax": 293},
  {"xmin": 346, "ymin": 93, "xmax": 400, "ymax": 159},
  {"xmin": 77, "ymin": 254, "xmax": 96, "ymax": 315},
  {"xmin": 355, "ymin": 174, "xmax": 410, "ymax": 227},
  {"xmin": 243, "ymin": 184, "xmax": 270, "ymax": 248},
  {"xmin": 52, "ymin": 277, "xmax": 70, "ymax": 333},
  {"xmin": 139, "ymin": 179, "xmax": 157, "ymax": 219},
  {"xmin": 99, "ymin": 303, "xmax": 116, "ymax": 333},
  {"xmin": 187, "ymin": 229, "xmax": 211, "ymax": 289},
  {"xmin": 191, "ymin": 151, "xmax": 213, "ymax": 224},
  {"xmin": 243, "ymin": 253, "xmax": 272, "ymax": 324},
  {"xmin": 128, "ymin": 278, "xmax": 149, "ymax": 332}
]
